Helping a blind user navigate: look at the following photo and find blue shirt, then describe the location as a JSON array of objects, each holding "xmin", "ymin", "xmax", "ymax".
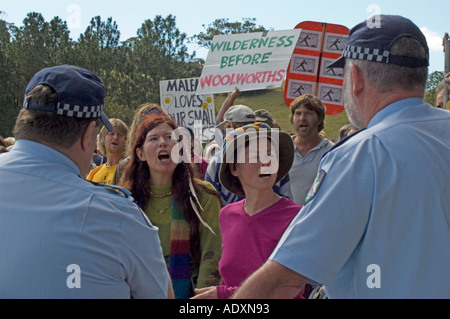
[
  {"xmin": 0, "ymin": 140, "xmax": 170, "ymax": 298},
  {"xmin": 271, "ymin": 98, "xmax": 450, "ymax": 298},
  {"xmin": 288, "ymin": 137, "xmax": 334, "ymax": 205}
]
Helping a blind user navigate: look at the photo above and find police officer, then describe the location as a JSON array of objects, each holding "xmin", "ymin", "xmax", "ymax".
[
  {"xmin": 233, "ymin": 15, "xmax": 450, "ymax": 299},
  {"xmin": 0, "ymin": 65, "xmax": 173, "ymax": 298}
]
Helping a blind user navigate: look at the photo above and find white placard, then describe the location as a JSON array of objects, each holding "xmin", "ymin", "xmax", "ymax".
[
  {"xmin": 160, "ymin": 77, "xmax": 215, "ymax": 141},
  {"xmin": 196, "ymin": 29, "xmax": 301, "ymax": 94}
]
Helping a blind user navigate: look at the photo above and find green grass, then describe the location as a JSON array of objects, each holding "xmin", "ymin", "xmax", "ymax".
[{"xmin": 213, "ymin": 83, "xmax": 350, "ymax": 141}]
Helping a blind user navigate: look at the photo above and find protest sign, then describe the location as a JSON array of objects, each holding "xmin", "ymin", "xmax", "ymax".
[
  {"xmin": 160, "ymin": 77, "xmax": 216, "ymax": 141},
  {"xmin": 284, "ymin": 21, "xmax": 349, "ymax": 115},
  {"xmin": 196, "ymin": 29, "xmax": 302, "ymax": 94}
]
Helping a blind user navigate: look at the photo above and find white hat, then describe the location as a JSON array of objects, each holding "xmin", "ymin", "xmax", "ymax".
[{"xmin": 216, "ymin": 105, "xmax": 256, "ymax": 130}]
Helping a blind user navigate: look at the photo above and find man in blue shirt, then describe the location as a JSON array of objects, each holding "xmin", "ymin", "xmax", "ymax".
[
  {"xmin": 0, "ymin": 65, "xmax": 172, "ymax": 298},
  {"xmin": 287, "ymin": 94, "xmax": 334, "ymax": 205},
  {"xmin": 233, "ymin": 15, "xmax": 450, "ymax": 299}
]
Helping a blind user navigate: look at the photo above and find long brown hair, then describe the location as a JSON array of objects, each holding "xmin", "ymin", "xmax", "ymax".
[{"xmin": 119, "ymin": 113, "xmax": 220, "ymax": 265}]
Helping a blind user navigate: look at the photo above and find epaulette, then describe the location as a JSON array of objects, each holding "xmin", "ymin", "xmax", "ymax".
[{"xmin": 88, "ymin": 181, "xmax": 132, "ymax": 198}]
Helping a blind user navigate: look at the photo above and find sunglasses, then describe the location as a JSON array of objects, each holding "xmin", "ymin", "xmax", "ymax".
[{"xmin": 135, "ymin": 108, "xmax": 162, "ymax": 123}]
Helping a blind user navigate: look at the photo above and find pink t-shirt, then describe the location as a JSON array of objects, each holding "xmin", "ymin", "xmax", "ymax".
[{"xmin": 217, "ymin": 197, "xmax": 305, "ymax": 299}]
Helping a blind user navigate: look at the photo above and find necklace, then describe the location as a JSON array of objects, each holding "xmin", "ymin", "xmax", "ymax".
[
  {"xmin": 150, "ymin": 191, "xmax": 173, "ymax": 198},
  {"xmin": 148, "ymin": 198, "xmax": 174, "ymax": 214}
]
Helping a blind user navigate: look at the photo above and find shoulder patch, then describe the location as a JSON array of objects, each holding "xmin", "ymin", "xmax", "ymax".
[
  {"xmin": 88, "ymin": 181, "xmax": 131, "ymax": 198},
  {"xmin": 304, "ymin": 169, "xmax": 326, "ymax": 204}
]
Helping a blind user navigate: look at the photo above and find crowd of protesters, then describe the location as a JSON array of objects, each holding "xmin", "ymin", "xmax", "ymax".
[{"xmin": 0, "ymin": 14, "xmax": 449, "ymax": 299}]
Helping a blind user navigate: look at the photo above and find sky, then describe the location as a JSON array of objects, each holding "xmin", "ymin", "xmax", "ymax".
[{"xmin": 1, "ymin": 0, "xmax": 447, "ymax": 73}]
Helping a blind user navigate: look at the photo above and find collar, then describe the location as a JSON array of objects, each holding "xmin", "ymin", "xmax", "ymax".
[
  {"xmin": 10, "ymin": 139, "xmax": 80, "ymax": 175},
  {"xmin": 368, "ymin": 97, "xmax": 424, "ymax": 128},
  {"xmin": 293, "ymin": 135, "xmax": 328, "ymax": 150}
]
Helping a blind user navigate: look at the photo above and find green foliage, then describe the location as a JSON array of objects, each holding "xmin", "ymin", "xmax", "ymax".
[
  {"xmin": 0, "ymin": 13, "xmax": 200, "ymax": 136},
  {"xmin": 192, "ymin": 18, "xmax": 269, "ymax": 49},
  {"xmin": 0, "ymin": 12, "xmax": 443, "ymax": 139},
  {"xmin": 424, "ymin": 71, "xmax": 444, "ymax": 106}
]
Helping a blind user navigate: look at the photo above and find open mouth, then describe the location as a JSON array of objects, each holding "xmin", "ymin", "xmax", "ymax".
[
  {"xmin": 158, "ymin": 151, "xmax": 170, "ymax": 161},
  {"xmin": 259, "ymin": 173, "xmax": 272, "ymax": 178}
]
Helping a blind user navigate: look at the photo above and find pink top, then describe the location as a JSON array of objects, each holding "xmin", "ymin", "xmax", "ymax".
[
  {"xmin": 216, "ymin": 197, "xmax": 305, "ymax": 299},
  {"xmin": 193, "ymin": 154, "xmax": 208, "ymax": 179}
]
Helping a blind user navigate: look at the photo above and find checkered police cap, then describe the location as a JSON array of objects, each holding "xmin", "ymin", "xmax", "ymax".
[
  {"xmin": 328, "ymin": 15, "xmax": 429, "ymax": 69},
  {"xmin": 23, "ymin": 65, "xmax": 113, "ymax": 131}
]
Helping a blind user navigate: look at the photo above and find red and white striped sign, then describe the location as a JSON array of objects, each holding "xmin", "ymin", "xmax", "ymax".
[{"xmin": 284, "ymin": 21, "xmax": 349, "ymax": 115}]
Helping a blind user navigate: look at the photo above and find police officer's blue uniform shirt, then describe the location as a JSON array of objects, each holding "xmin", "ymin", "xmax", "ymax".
[
  {"xmin": 0, "ymin": 140, "xmax": 169, "ymax": 298},
  {"xmin": 270, "ymin": 98, "xmax": 450, "ymax": 298}
]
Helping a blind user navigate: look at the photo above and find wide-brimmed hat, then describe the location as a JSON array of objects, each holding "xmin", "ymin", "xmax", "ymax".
[
  {"xmin": 219, "ymin": 122, "xmax": 294, "ymax": 196},
  {"xmin": 328, "ymin": 14, "xmax": 429, "ymax": 69}
]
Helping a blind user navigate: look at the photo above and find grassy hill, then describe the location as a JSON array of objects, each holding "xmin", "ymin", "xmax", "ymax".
[{"xmin": 213, "ymin": 83, "xmax": 351, "ymax": 141}]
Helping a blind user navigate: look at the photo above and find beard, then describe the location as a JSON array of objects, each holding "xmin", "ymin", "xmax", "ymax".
[
  {"xmin": 296, "ymin": 123, "xmax": 317, "ymax": 138},
  {"xmin": 343, "ymin": 65, "xmax": 365, "ymax": 129}
]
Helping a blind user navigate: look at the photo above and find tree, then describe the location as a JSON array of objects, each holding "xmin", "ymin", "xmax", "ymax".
[
  {"xmin": 126, "ymin": 14, "xmax": 199, "ymax": 105},
  {"xmin": 192, "ymin": 17, "xmax": 269, "ymax": 49},
  {"xmin": 424, "ymin": 71, "xmax": 444, "ymax": 106},
  {"xmin": 0, "ymin": 19, "xmax": 15, "ymax": 136},
  {"xmin": 76, "ymin": 16, "xmax": 121, "ymax": 75},
  {"xmin": 0, "ymin": 13, "xmax": 75, "ymax": 136},
  {"xmin": 46, "ymin": 17, "xmax": 73, "ymax": 64}
]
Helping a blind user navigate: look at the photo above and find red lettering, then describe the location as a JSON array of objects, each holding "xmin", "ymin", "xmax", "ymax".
[
  {"xmin": 254, "ymin": 72, "xmax": 262, "ymax": 83},
  {"xmin": 275, "ymin": 69, "xmax": 285, "ymax": 82},
  {"xmin": 246, "ymin": 73, "xmax": 254, "ymax": 84},
  {"xmin": 199, "ymin": 74, "xmax": 213, "ymax": 88},
  {"xmin": 212, "ymin": 75, "xmax": 222, "ymax": 86},
  {"xmin": 222, "ymin": 74, "xmax": 231, "ymax": 85},
  {"xmin": 236, "ymin": 73, "xmax": 249, "ymax": 85}
]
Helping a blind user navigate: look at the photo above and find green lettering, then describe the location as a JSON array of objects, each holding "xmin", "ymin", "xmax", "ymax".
[
  {"xmin": 261, "ymin": 52, "xmax": 272, "ymax": 63},
  {"xmin": 258, "ymin": 37, "xmax": 268, "ymax": 48},
  {"xmin": 250, "ymin": 38, "xmax": 259, "ymax": 49},
  {"xmin": 228, "ymin": 55, "xmax": 236, "ymax": 67},
  {"xmin": 242, "ymin": 54, "xmax": 252, "ymax": 65},
  {"xmin": 220, "ymin": 56, "xmax": 229, "ymax": 69},
  {"xmin": 277, "ymin": 36, "xmax": 287, "ymax": 47},
  {"xmin": 285, "ymin": 35, "xmax": 295, "ymax": 47},
  {"xmin": 241, "ymin": 39, "xmax": 250, "ymax": 50},
  {"xmin": 268, "ymin": 36, "xmax": 277, "ymax": 47},
  {"xmin": 235, "ymin": 54, "xmax": 244, "ymax": 65},
  {"xmin": 211, "ymin": 41, "xmax": 226, "ymax": 52},
  {"xmin": 252, "ymin": 53, "xmax": 262, "ymax": 64}
]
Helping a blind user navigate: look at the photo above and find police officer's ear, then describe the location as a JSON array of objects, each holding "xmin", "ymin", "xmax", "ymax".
[
  {"xmin": 80, "ymin": 120, "xmax": 99, "ymax": 153},
  {"xmin": 349, "ymin": 64, "xmax": 365, "ymax": 97}
]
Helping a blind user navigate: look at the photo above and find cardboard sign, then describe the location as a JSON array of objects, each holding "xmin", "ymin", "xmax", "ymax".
[
  {"xmin": 196, "ymin": 29, "xmax": 302, "ymax": 94},
  {"xmin": 284, "ymin": 21, "xmax": 349, "ymax": 115},
  {"xmin": 159, "ymin": 78, "xmax": 216, "ymax": 141}
]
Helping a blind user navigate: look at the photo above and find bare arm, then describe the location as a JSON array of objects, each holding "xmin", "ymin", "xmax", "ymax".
[
  {"xmin": 167, "ymin": 278, "xmax": 175, "ymax": 299},
  {"xmin": 232, "ymin": 260, "xmax": 307, "ymax": 299},
  {"xmin": 217, "ymin": 87, "xmax": 241, "ymax": 122}
]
